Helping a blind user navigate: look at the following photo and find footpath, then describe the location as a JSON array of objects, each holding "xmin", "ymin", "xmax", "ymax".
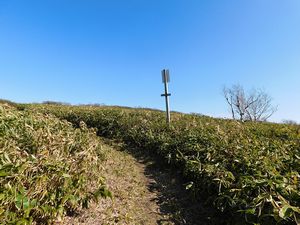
[{"xmin": 59, "ymin": 138, "xmax": 218, "ymax": 225}]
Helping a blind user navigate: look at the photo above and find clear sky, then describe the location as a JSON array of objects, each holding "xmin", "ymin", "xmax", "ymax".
[{"xmin": 0, "ymin": 0, "xmax": 299, "ymax": 122}]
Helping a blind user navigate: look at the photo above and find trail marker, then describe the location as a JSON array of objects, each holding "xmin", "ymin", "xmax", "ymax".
[{"xmin": 161, "ymin": 69, "xmax": 171, "ymax": 124}]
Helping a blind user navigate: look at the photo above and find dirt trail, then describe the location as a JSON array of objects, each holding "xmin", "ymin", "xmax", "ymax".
[{"xmin": 60, "ymin": 139, "xmax": 220, "ymax": 225}]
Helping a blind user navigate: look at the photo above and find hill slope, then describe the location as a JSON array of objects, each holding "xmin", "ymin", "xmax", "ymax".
[{"xmin": 26, "ymin": 103, "xmax": 300, "ymax": 225}]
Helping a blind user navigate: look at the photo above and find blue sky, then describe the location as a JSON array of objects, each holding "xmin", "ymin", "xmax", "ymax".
[{"xmin": 0, "ymin": 0, "xmax": 299, "ymax": 122}]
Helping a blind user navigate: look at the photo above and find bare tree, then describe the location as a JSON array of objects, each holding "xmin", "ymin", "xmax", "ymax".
[
  {"xmin": 223, "ymin": 84, "xmax": 257, "ymax": 121},
  {"xmin": 245, "ymin": 89, "xmax": 277, "ymax": 121},
  {"xmin": 223, "ymin": 84, "xmax": 277, "ymax": 122},
  {"xmin": 223, "ymin": 86, "xmax": 236, "ymax": 120}
]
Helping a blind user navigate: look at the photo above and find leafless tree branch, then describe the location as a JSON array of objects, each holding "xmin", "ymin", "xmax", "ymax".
[{"xmin": 223, "ymin": 85, "xmax": 277, "ymax": 122}]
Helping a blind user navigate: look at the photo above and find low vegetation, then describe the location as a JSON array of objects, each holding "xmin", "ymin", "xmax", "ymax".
[
  {"xmin": 25, "ymin": 104, "xmax": 300, "ymax": 225},
  {"xmin": 0, "ymin": 103, "xmax": 110, "ymax": 224}
]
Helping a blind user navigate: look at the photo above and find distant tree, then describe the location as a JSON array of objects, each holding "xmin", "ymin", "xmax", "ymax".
[
  {"xmin": 282, "ymin": 119, "xmax": 298, "ymax": 125},
  {"xmin": 42, "ymin": 101, "xmax": 71, "ymax": 105},
  {"xmin": 223, "ymin": 84, "xmax": 277, "ymax": 122}
]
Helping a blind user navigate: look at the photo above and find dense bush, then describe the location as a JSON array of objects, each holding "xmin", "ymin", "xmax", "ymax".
[
  {"xmin": 26, "ymin": 104, "xmax": 300, "ymax": 224},
  {"xmin": 0, "ymin": 104, "xmax": 110, "ymax": 224}
]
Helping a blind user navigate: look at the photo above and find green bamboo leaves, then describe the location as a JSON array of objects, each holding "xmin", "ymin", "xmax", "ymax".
[
  {"xmin": 27, "ymin": 104, "xmax": 300, "ymax": 224},
  {"xmin": 0, "ymin": 104, "xmax": 110, "ymax": 224}
]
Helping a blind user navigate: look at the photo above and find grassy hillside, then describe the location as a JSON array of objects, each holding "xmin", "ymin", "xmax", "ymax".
[
  {"xmin": 0, "ymin": 103, "xmax": 111, "ymax": 224},
  {"xmin": 25, "ymin": 104, "xmax": 300, "ymax": 225}
]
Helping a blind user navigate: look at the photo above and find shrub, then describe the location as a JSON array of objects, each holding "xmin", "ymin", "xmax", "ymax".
[
  {"xmin": 26, "ymin": 104, "xmax": 300, "ymax": 224},
  {"xmin": 0, "ymin": 104, "xmax": 111, "ymax": 224}
]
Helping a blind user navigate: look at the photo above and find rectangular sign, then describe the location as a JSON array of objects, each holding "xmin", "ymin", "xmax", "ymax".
[{"xmin": 161, "ymin": 69, "xmax": 170, "ymax": 83}]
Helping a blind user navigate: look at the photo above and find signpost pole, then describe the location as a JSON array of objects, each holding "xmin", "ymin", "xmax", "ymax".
[{"xmin": 161, "ymin": 69, "xmax": 171, "ymax": 124}]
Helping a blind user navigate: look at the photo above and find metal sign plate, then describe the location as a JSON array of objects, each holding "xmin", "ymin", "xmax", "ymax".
[{"xmin": 161, "ymin": 69, "xmax": 170, "ymax": 83}]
